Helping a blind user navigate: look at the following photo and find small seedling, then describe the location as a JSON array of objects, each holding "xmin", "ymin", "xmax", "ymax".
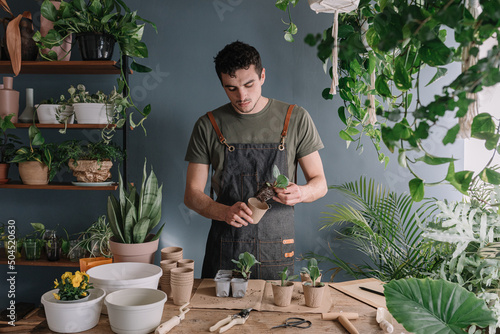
[
  {"xmin": 254, "ymin": 165, "xmax": 289, "ymax": 202},
  {"xmin": 301, "ymin": 258, "xmax": 324, "ymax": 287},
  {"xmin": 277, "ymin": 266, "xmax": 299, "ymax": 286},
  {"xmin": 231, "ymin": 252, "xmax": 261, "ymax": 279}
]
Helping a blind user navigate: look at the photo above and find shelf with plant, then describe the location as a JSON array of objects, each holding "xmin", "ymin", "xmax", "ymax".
[{"xmin": 33, "ymin": 0, "xmax": 157, "ymax": 136}]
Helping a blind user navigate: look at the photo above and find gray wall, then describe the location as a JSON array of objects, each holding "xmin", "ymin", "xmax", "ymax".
[{"xmin": 0, "ymin": 0, "xmax": 463, "ymax": 308}]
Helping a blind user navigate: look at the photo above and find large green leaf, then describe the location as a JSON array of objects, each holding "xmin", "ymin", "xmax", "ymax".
[{"xmin": 385, "ymin": 278, "xmax": 496, "ymax": 334}]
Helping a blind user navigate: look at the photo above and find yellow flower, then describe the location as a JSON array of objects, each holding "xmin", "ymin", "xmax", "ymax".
[
  {"xmin": 53, "ymin": 279, "xmax": 59, "ymax": 288},
  {"xmin": 53, "ymin": 293, "xmax": 60, "ymax": 300},
  {"xmin": 72, "ymin": 273, "xmax": 83, "ymax": 288},
  {"xmin": 80, "ymin": 292, "xmax": 87, "ymax": 297},
  {"xmin": 81, "ymin": 282, "xmax": 87, "ymax": 289},
  {"xmin": 61, "ymin": 272, "xmax": 72, "ymax": 282}
]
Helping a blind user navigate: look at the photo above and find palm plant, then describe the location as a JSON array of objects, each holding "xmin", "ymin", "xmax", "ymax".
[{"xmin": 312, "ymin": 177, "xmax": 441, "ymax": 282}]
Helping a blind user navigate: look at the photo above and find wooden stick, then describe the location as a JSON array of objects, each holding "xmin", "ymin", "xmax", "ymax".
[
  {"xmin": 321, "ymin": 312, "xmax": 359, "ymax": 320},
  {"xmin": 338, "ymin": 315, "xmax": 359, "ymax": 334}
]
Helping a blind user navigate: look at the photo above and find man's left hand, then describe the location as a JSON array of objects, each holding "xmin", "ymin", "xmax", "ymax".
[{"xmin": 273, "ymin": 182, "xmax": 302, "ymax": 206}]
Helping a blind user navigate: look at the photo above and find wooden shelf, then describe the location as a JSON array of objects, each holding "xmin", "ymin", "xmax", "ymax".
[
  {"xmin": 14, "ymin": 123, "xmax": 116, "ymax": 129},
  {"xmin": 0, "ymin": 181, "xmax": 118, "ymax": 190},
  {"xmin": 0, "ymin": 60, "xmax": 123, "ymax": 75},
  {"xmin": 0, "ymin": 252, "xmax": 80, "ymax": 267}
]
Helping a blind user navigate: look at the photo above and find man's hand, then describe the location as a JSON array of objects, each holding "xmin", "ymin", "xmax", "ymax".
[
  {"xmin": 224, "ymin": 202, "xmax": 253, "ymax": 227},
  {"xmin": 273, "ymin": 182, "xmax": 303, "ymax": 206}
]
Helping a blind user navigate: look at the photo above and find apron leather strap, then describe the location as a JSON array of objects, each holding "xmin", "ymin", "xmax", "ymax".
[
  {"xmin": 207, "ymin": 112, "xmax": 234, "ymax": 152},
  {"xmin": 279, "ymin": 105, "xmax": 295, "ymax": 151}
]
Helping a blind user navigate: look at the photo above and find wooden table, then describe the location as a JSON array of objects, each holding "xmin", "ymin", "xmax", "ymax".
[{"xmin": 2, "ymin": 279, "xmax": 407, "ymax": 333}]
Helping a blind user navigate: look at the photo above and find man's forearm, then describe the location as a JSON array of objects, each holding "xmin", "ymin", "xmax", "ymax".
[
  {"xmin": 298, "ymin": 174, "xmax": 328, "ymax": 203},
  {"xmin": 184, "ymin": 189, "xmax": 228, "ymax": 222}
]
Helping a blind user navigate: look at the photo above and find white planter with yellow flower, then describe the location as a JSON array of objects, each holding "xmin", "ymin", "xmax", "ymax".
[{"xmin": 41, "ymin": 271, "xmax": 105, "ymax": 333}]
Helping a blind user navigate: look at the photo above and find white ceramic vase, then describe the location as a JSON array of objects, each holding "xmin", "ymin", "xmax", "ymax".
[
  {"xmin": 73, "ymin": 103, "xmax": 113, "ymax": 124},
  {"xmin": 41, "ymin": 288, "xmax": 105, "ymax": 333}
]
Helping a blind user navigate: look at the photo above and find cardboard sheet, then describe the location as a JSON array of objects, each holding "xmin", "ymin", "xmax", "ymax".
[
  {"xmin": 190, "ymin": 279, "xmax": 332, "ymax": 313},
  {"xmin": 329, "ymin": 278, "xmax": 386, "ymax": 309}
]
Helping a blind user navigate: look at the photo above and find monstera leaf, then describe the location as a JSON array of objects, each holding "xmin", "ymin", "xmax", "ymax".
[{"xmin": 384, "ymin": 278, "xmax": 496, "ymax": 334}]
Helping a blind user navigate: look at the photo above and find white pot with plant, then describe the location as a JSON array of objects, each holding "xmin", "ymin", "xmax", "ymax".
[
  {"xmin": 272, "ymin": 266, "xmax": 298, "ymax": 307},
  {"xmin": 107, "ymin": 160, "xmax": 165, "ymax": 264},
  {"xmin": 68, "ymin": 84, "xmax": 114, "ymax": 124},
  {"xmin": 36, "ymin": 98, "xmax": 74, "ymax": 125},
  {"xmin": 301, "ymin": 258, "xmax": 325, "ymax": 308},
  {"xmin": 41, "ymin": 270, "xmax": 105, "ymax": 333},
  {"xmin": 230, "ymin": 252, "xmax": 260, "ymax": 297}
]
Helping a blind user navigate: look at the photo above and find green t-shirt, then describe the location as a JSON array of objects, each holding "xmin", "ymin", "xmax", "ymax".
[{"xmin": 185, "ymin": 98, "xmax": 324, "ymax": 195}]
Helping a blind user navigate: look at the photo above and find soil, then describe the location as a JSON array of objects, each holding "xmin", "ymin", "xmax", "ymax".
[{"xmin": 254, "ymin": 184, "xmax": 275, "ymax": 202}]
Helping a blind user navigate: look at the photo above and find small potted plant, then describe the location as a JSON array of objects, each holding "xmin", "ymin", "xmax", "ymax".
[
  {"xmin": 0, "ymin": 113, "xmax": 21, "ymax": 183},
  {"xmin": 22, "ymin": 223, "xmax": 47, "ymax": 261},
  {"xmin": 73, "ymin": 215, "xmax": 113, "ymax": 258},
  {"xmin": 107, "ymin": 160, "xmax": 165, "ymax": 263},
  {"xmin": 59, "ymin": 139, "xmax": 125, "ymax": 184},
  {"xmin": 271, "ymin": 267, "xmax": 298, "ymax": 307},
  {"xmin": 41, "ymin": 270, "xmax": 105, "ymax": 333},
  {"xmin": 230, "ymin": 252, "xmax": 260, "ymax": 297},
  {"xmin": 10, "ymin": 126, "xmax": 65, "ymax": 185},
  {"xmin": 35, "ymin": 95, "xmax": 74, "ymax": 126},
  {"xmin": 301, "ymin": 258, "xmax": 326, "ymax": 308}
]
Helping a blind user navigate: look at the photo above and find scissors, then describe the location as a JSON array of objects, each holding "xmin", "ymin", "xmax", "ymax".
[{"xmin": 271, "ymin": 317, "xmax": 312, "ymax": 329}]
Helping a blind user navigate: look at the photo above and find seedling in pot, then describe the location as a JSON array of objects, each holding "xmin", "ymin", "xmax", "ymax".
[
  {"xmin": 301, "ymin": 258, "xmax": 324, "ymax": 287},
  {"xmin": 254, "ymin": 165, "xmax": 289, "ymax": 202},
  {"xmin": 231, "ymin": 252, "xmax": 260, "ymax": 279},
  {"xmin": 277, "ymin": 266, "xmax": 298, "ymax": 286}
]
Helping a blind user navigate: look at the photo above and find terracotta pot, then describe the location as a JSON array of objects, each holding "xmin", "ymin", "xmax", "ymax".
[
  {"xmin": 68, "ymin": 159, "xmax": 113, "ymax": 183},
  {"xmin": 40, "ymin": 1, "xmax": 72, "ymax": 61},
  {"xmin": 18, "ymin": 161, "xmax": 49, "ymax": 185},
  {"xmin": 108, "ymin": 235, "xmax": 159, "ymax": 264},
  {"xmin": 0, "ymin": 163, "xmax": 9, "ymax": 184},
  {"xmin": 303, "ymin": 284, "xmax": 326, "ymax": 308},
  {"xmin": 272, "ymin": 282, "xmax": 295, "ymax": 307}
]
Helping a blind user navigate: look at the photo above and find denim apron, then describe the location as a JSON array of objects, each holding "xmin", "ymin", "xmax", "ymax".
[{"xmin": 201, "ymin": 105, "xmax": 296, "ymax": 280}]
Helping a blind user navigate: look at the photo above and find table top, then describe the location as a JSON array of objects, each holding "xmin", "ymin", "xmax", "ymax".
[{"xmin": 2, "ymin": 279, "xmax": 408, "ymax": 333}]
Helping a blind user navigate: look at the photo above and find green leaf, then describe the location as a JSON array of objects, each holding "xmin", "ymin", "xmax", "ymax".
[
  {"xmin": 275, "ymin": 0, "xmax": 289, "ymax": 11},
  {"xmin": 480, "ymin": 168, "xmax": 500, "ymax": 185},
  {"xmin": 415, "ymin": 154, "xmax": 456, "ymax": 165},
  {"xmin": 273, "ymin": 165, "xmax": 281, "ymax": 179},
  {"xmin": 394, "ymin": 58, "xmax": 412, "ymax": 91},
  {"xmin": 443, "ymin": 124, "xmax": 460, "ymax": 145},
  {"xmin": 338, "ymin": 107, "xmax": 347, "ymax": 125},
  {"xmin": 41, "ymin": 0, "xmax": 58, "ymax": 22},
  {"xmin": 322, "ymin": 88, "xmax": 333, "ymax": 100},
  {"xmin": 426, "ymin": 67, "xmax": 448, "ymax": 86},
  {"xmin": 385, "ymin": 278, "xmax": 496, "ymax": 334},
  {"xmin": 375, "ymin": 75, "xmax": 392, "ymax": 97},
  {"xmin": 130, "ymin": 61, "xmax": 152, "ymax": 73},
  {"xmin": 132, "ymin": 217, "xmax": 150, "ymax": 243},
  {"xmin": 284, "ymin": 32, "xmax": 294, "ymax": 43},
  {"xmin": 339, "ymin": 130, "xmax": 354, "ymax": 141},
  {"xmin": 445, "ymin": 162, "xmax": 473, "ymax": 194},
  {"xmin": 419, "ymin": 39, "xmax": 453, "ymax": 66},
  {"xmin": 275, "ymin": 174, "xmax": 289, "ymax": 188},
  {"xmin": 409, "ymin": 178, "xmax": 424, "ymax": 202},
  {"xmin": 471, "ymin": 113, "xmax": 496, "ymax": 140}
]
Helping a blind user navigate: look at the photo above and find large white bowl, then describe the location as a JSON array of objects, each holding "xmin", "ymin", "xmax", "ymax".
[
  {"xmin": 87, "ymin": 262, "xmax": 162, "ymax": 314},
  {"xmin": 105, "ymin": 288, "xmax": 167, "ymax": 334},
  {"xmin": 41, "ymin": 287, "xmax": 105, "ymax": 333}
]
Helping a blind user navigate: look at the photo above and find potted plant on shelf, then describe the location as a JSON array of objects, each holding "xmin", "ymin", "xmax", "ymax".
[
  {"xmin": 41, "ymin": 270, "xmax": 105, "ymax": 333},
  {"xmin": 58, "ymin": 139, "xmax": 125, "ymax": 184},
  {"xmin": 107, "ymin": 160, "xmax": 165, "ymax": 263},
  {"xmin": 271, "ymin": 267, "xmax": 298, "ymax": 307},
  {"xmin": 0, "ymin": 113, "xmax": 21, "ymax": 184},
  {"xmin": 230, "ymin": 252, "xmax": 260, "ymax": 297},
  {"xmin": 301, "ymin": 258, "xmax": 325, "ymax": 308},
  {"xmin": 73, "ymin": 215, "xmax": 113, "ymax": 258},
  {"xmin": 9, "ymin": 126, "xmax": 63, "ymax": 185},
  {"xmin": 35, "ymin": 96, "xmax": 74, "ymax": 126},
  {"xmin": 33, "ymin": 0, "xmax": 157, "ymax": 134}
]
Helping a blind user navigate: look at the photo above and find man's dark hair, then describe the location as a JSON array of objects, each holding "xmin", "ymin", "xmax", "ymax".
[{"xmin": 214, "ymin": 41, "xmax": 263, "ymax": 83}]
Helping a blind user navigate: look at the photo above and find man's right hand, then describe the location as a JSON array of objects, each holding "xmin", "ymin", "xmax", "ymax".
[{"xmin": 225, "ymin": 202, "xmax": 253, "ymax": 227}]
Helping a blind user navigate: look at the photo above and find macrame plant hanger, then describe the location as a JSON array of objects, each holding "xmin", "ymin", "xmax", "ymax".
[{"xmin": 459, "ymin": 0, "xmax": 482, "ymax": 138}]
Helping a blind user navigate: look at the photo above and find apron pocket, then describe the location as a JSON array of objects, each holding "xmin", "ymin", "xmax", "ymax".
[{"xmin": 258, "ymin": 238, "xmax": 294, "ymax": 263}]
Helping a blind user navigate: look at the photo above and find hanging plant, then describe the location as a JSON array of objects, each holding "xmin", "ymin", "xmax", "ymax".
[{"xmin": 279, "ymin": 0, "xmax": 500, "ymax": 201}]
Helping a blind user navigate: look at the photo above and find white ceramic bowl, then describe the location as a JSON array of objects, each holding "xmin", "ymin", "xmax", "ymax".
[
  {"xmin": 41, "ymin": 287, "xmax": 105, "ymax": 333},
  {"xmin": 87, "ymin": 262, "xmax": 162, "ymax": 314},
  {"xmin": 105, "ymin": 288, "xmax": 167, "ymax": 334}
]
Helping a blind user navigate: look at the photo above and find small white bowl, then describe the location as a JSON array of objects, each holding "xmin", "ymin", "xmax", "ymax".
[
  {"xmin": 87, "ymin": 262, "xmax": 162, "ymax": 314},
  {"xmin": 105, "ymin": 288, "xmax": 167, "ymax": 334}
]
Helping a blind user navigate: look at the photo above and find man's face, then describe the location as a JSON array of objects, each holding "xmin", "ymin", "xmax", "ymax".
[{"xmin": 220, "ymin": 65, "xmax": 266, "ymax": 114}]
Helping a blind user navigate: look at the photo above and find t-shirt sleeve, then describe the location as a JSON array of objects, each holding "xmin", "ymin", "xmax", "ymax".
[
  {"xmin": 184, "ymin": 116, "xmax": 211, "ymax": 164},
  {"xmin": 295, "ymin": 107, "xmax": 324, "ymax": 159}
]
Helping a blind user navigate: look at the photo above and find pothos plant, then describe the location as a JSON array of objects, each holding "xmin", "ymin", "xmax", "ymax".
[
  {"xmin": 278, "ymin": 0, "xmax": 500, "ymax": 202},
  {"xmin": 33, "ymin": 0, "xmax": 157, "ymax": 134}
]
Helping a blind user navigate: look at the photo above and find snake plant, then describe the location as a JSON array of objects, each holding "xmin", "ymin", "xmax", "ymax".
[{"xmin": 107, "ymin": 161, "xmax": 164, "ymax": 244}]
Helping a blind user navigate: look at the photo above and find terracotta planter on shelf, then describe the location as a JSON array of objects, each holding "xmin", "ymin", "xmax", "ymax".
[
  {"xmin": 68, "ymin": 159, "xmax": 113, "ymax": 183},
  {"xmin": 272, "ymin": 282, "xmax": 295, "ymax": 307},
  {"xmin": 108, "ymin": 235, "xmax": 159, "ymax": 264},
  {"xmin": 303, "ymin": 284, "xmax": 326, "ymax": 308},
  {"xmin": 40, "ymin": 1, "xmax": 72, "ymax": 61},
  {"xmin": 0, "ymin": 163, "xmax": 9, "ymax": 184},
  {"xmin": 18, "ymin": 161, "xmax": 49, "ymax": 185}
]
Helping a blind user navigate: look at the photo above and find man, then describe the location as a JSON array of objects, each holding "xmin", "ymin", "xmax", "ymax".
[{"xmin": 184, "ymin": 41, "xmax": 327, "ymax": 279}]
